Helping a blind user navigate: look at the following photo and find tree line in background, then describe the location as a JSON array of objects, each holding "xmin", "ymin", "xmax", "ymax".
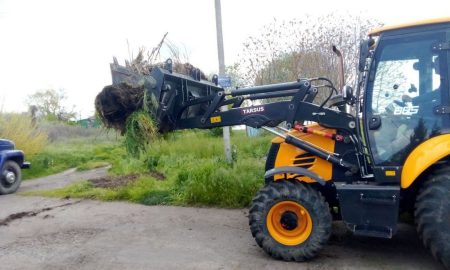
[
  {"xmin": 229, "ymin": 13, "xmax": 382, "ymax": 95},
  {"xmin": 26, "ymin": 89, "xmax": 77, "ymax": 122}
]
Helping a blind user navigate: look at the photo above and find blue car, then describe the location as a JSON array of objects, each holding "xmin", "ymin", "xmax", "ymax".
[{"xmin": 0, "ymin": 139, "xmax": 30, "ymax": 194}]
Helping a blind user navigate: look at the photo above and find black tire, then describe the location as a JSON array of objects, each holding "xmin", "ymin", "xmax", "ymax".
[
  {"xmin": 0, "ymin": 161, "xmax": 22, "ymax": 195},
  {"xmin": 249, "ymin": 180, "xmax": 332, "ymax": 261},
  {"xmin": 415, "ymin": 169, "xmax": 450, "ymax": 269}
]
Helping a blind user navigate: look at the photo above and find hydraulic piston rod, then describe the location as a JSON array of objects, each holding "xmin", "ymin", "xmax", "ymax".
[{"xmin": 230, "ymin": 80, "xmax": 309, "ymax": 97}]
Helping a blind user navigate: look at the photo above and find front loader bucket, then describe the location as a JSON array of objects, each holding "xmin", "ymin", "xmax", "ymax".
[{"xmin": 109, "ymin": 60, "xmax": 222, "ymax": 132}]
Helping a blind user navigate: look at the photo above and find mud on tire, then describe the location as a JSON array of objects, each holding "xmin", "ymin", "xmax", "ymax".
[
  {"xmin": 249, "ymin": 180, "xmax": 332, "ymax": 261},
  {"xmin": 415, "ymin": 169, "xmax": 450, "ymax": 269}
]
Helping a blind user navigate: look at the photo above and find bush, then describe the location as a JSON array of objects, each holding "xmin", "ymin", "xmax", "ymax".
[
  {"xmin": 174, "ymin": 157, "xmax": 264, "ymax": 207},
  {"xmin": 124, "ymin": 111, "xmax": 158, "ymax": 155},
  {"xmin": 208, "ymin": 127, "xmax": 224, "ymax": 137},
  {"xmin": 0, "ymin": 113, "xmax": 47, "ymax": 156}
]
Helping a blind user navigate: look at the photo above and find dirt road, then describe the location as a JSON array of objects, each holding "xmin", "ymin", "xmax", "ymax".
[
  {"xmin": 19, "ymin": 167, "xmax": 110, "ymax": 193},
  {"xmin": 0, "ymin": 169, "xmax": 444, "ymax": 270}
]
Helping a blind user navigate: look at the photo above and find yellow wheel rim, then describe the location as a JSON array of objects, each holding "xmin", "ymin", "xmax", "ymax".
[{"xmin": 266, "ymin": 201, "xmax": 313, "ymax": 246}]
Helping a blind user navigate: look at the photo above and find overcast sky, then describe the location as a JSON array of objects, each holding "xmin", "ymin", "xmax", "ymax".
[{"xmin": 0, "ymin": 0, "xmax": 448, "ymax": 118}]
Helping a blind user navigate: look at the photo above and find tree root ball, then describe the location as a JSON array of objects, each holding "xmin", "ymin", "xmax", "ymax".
[
  {"xmin": 95, "ymin": 58, "xmax": 208, "ymax": 136},
  {"xmin": 95, "ymin": 83, "xmax": 145, "ymax": 134}
]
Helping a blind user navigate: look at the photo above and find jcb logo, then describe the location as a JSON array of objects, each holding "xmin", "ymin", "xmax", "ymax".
[{"xmin": 393, "ymin": 106, "xmax": 419, "ymax": 116}]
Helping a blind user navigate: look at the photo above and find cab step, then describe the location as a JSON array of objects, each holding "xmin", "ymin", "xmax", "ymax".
[{"xmin": 335, "ymin": 182, "xmax": 400, "ymax": 239}]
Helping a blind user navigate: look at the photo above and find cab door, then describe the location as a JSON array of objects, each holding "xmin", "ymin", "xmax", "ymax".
[{"xmin": 364, "ymin": 29, "xmax": 449, "ymax": 180}]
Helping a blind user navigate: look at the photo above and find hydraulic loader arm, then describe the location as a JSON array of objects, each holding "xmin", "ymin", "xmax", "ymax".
[{"xmin": 110, "ymin": 63, "xmax": 356, "ymax": 135}]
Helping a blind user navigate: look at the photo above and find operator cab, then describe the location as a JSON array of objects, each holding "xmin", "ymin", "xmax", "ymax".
[{"xmin": 359, "ymin": 19, "xmax": 450, "ymax": 181}]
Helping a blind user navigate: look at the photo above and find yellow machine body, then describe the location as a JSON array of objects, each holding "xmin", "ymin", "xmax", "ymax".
[
  {"xmin": 402, "ymin": 134, "xmax": 450, "ymax": 188},
  {"xmin": 271, "ymin": 124, "xmax": 336, "ymax": 183}
]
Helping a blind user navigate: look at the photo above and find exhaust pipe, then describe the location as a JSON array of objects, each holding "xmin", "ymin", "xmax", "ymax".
[{"xmin": 332, "ymin": 45, "xmax": 345, "ymax": 93}]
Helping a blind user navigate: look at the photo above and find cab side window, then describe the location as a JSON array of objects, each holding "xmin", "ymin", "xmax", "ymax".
[
  {"xmin": 371, "ymin": 58, "xmax": 419, "ymax": 115},
  {"xmin": 367, "ymin": 34, "xmax": 446, "ymax": 165}
]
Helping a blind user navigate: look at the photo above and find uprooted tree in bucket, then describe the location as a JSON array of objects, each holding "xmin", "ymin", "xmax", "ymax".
[{"xmin": 95, "ymin": 35, "xmax": 208, "ymax": 154}]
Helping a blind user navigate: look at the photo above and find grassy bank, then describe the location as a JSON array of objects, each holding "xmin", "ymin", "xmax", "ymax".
[
  {"xmin": 23, "ymin": 134, "xmax": 121, "ymax": 179},
  {"xmin": 26, "ymin": 130, "xmax": 273, "ymax": 208}
]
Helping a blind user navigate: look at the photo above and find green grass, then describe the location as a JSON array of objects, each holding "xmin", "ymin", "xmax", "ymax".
[
  {"xmin": 25, "ymin": 177, "xmax": 160, "ymax": 202},
  {"xmin": 123, "ymin": 111, "xmax": 158, "ymax": 155},
  {"xmin": 25, "ymin": 176, "xmax": 173, "ymax": 204},
  {"xmin": 172, "ymin": 157, "xmax": 264, "ymax": 207},
  {"xmin": 25, "ymin": 129, "xmax": 273, "ymax": 208},
  {"xmin": 76, "ymin": 161, "xmax": 111, "ymax": 171},
  {"xmin": 23, "ymin": 137, "xmax": 121, "ymax": 180}
]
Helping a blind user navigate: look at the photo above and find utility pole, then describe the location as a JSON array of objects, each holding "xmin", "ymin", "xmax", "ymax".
[{"xmin": 214, "ymin": 0, "xmax": 232, "ymax": 163}]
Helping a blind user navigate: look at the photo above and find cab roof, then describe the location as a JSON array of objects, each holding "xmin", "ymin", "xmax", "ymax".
[{"xmin": 369, "ymin": 17, "xmax": 450, "ymax": 36}]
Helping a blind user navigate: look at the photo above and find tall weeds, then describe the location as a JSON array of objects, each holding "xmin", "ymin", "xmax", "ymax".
[
  {"xmin": 123, "ymin": 111, "xmax": 159, "ymax": 155},
  {"xmin": 0, "ymin": 113, "xmax": 47, "ymax": 156}
]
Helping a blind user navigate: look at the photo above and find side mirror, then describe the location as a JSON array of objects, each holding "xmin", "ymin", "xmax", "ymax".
[{"xmin": 358, "ymin": 38, "xmax": 375, "ymax": 72}]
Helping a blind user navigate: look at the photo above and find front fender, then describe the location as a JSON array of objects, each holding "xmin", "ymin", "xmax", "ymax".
[
  {"xmin": 402, "ymin": 134, "xmax": 450, "ymax": 188},
  {"xmin": 265, "ymin": 166, "xmax": 326, "ymax": 186},
  {"xmin": 0, "ymin": 150, "xmax": 25, "ymax": 169}
]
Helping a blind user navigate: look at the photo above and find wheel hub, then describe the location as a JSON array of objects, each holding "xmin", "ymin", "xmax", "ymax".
[
  {"xmin": 280, "ymin": 211, "xmax": 298, "ymax": 231},
  {"xmin": 266, "ymin": 201, "xmax": 313, "ymax": 246},
  {"xmin": 4, "ymin": 171, "xmax": 16, "ymax": 184}
]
